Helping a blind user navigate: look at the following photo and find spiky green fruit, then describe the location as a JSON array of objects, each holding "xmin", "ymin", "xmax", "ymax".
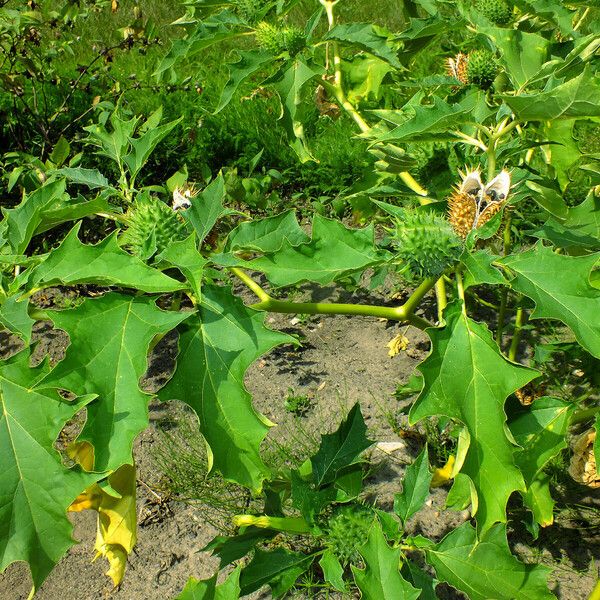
[
  {"xmin": 466, "ymin": 50, "xmax": 498, "ymax": 90},
  {"xmin": 325, "ymin": 504, "xmax": 377, "ymax": 565},
  {"xmin": 121, "ymin": 194, "xmax": 189, "ymax": 259},
  {"xmin": 255, "ymin": 21, "xmax": 306, "ymax": 56},
  {"xmin": 393, "ymin": 209, "xmax": 462, "ymax": 280},
  {"xmin": 476, "ymin": 0, "xmax": 513, "ymax": 25}
]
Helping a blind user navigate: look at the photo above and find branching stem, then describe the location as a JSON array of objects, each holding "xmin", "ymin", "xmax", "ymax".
[
  {"xmin": 508, "ymin": 304, "xmax": 525, "ymax": 361},
  {"xmin": 231, "ymin": 268, "xmax": 436, "ymax": 329}
]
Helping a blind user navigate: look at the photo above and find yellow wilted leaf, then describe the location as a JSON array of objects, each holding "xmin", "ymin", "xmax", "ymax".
[
  {"xmin": 387, "ymin": 333, "xmax": 409, "ymax": 357},
  {"xmin": 431, "ymin": 455, "xmax": 455, "ymax": 488},
  {"xmin": 68, "ymin": 458, "xmax": 137, "ymax": 587},
  {"xmin": 111, "ymin": 0, "xmax": 119, "ymax": 12}
]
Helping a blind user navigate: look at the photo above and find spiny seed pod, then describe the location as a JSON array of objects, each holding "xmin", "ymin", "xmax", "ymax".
[
  {"xmin": 466, "ymin": 50, "xmax": 498, "ymax": 90},
  {"xmin": 475, "ymin": 0, "xmax": 513, "ymax": 25},
  {"xmin": 121, "ymin": 194, "xmax": 189, "ymax": 258},
  {"xmin": 393, "ymin": 210, "xmax": 463, "ymax": 280},
  {"xmin": 325, "ymin": 504, "xmax": 376, "ymax": 565},
  {"xmin": 255, "ymin": 21, "xmax": 306, "ymax": 56}
]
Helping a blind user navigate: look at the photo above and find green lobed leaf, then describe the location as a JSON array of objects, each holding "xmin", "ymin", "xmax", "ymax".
[
  {"xmin": 402, "ymin": 559, "xmax": 438, "ymax": 600},
  {"xmin": 351, "ymin": 521, "xmax": 420, "ymax": 600},
  {"xmin": 49, "ymin": 136, "xmax": 70, "ymax": 167},
  {"xmin": 514, "ymin": 0, "xmax": 575, "ymax": 36},
  {"xmin": 156, "ymin": 13, "xmax": 245, "ymax": 82},
  {"xmin": 499, "ymin": 243, "xmax": 600, "ymax": 358},
  {"xmin": 54, "ymin": 167, "xmax": 112, "ymax": 190},
  {"xmin": 461, "ymin": 250, "xmax": 506, "ymax": 290},
  {"xmin": 502, "ymin": 68, "xmax": 600, "ymax": 121},
  {"xmin": 371, "ymin": 94, "xmax": 481, "ymax": 143},
  {"xmin": 290, "ymin": 470, "xmax": 337, "ymax": 523},
  {"xmin": 215, "ymin": 50, "xmax": 275, "ymax": 114},
  {"xmin": 175, "ymin": 566, "xmax": 241, "ymax": 600},
  {"xmin": 203, "ymin": 529, "xmax": 274, "ymax": 570},
  {"xmin": 26, "ymin": 225, "xmax": 185, "ymax": 293},
  {"xmin": 0, "ymin": 295, "xmax": 34, "ymax": 344},
  {"xmin": 33, "ymin": 195, "xmax": 114, "ymax": 236},
  {"xmin": 410, "ymin": 301, "xmax": 538, "ymax": 532},
  {"xmin": 83, "ymin": 111, "xmax": 139, "ymax": 167},
  {"xmin": 310, "ymin": 403, "xmax": 373, "ymax": 486},
  {"xmin": 522, "ymin": 472, "xmax": 555, "ymax": 528},
  {"xmin": 271, "ymin": 59, "xmax": 322, "ymax": 162},
  {"xmin": 239, "ymin": 548, "xmax": 314, "ymax": 597},
  {"xmin": 39, "ymin": 293, "xmax": 189, "ymax": 471},
  {"xmin": 0, "ymin": 350, "xmax": 100, "ymax": 589},
  {"xmin": 1, "ymin": 179, "xmax": 66, "ymax": 254},
  {"xmin": 157, "ymin": 233, "xmax": 207, "ymax": 302},
  {"xmin": 238, "ymin": 215, "xmax": 391, "ymax": 287},
  {"xmin": 425, "ymin": 522, "xmax": 555, "ymax": 599},
  {"xmin": 477, "ymin": 26, "xmax": 549, "ymax": 89},
  {"xmin": 319, "ymin": 549, "xmax": 347, "ymax": 592},
  {"xmin": 324, "ymin": 23, "xmax": 401, "ymax": 68},
  {"xmin": 159, "ymin": 285, "xmax": 295, "ymax": 490},
  {"xmin": 510, "ymin": 396, "xmax": 574, "ymax": 484},
  {"xmin": 446, "ymin": 472, "xmax": 478, "ymax": 513},
  {"xmin": 509, "ymin": 396, "xmax": 573, "ymax": 524},
  {"xmin": 123, "ymin": 112, "xmax": 183, "ymax": 181},
  {"xmin": 184, "ymin": 175, "xmax": 227, "ymax": 244},
  {"xmin": 393, "ymin": 445, "xmax": 432, "ymax": 525},
  {"xmin": 225, "ymin": 210, "xmax": 309, "ymax": 253}
]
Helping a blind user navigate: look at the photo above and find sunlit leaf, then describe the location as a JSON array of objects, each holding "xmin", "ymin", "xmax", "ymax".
[
  {"xmin": 499, "ymin": 243, "xmax": 600, "ymax": 358},
  {"xmin": 39, "ymin": 293, "xmax": 190, "ymax": 471},
  {"xmin": 425, "ymin": 522, "xmax": 555, "ymax": 599},
  {"xmin": 226, "ymin": 210, "xmax": 309, "ymax": 253},
  {"xmin": 27, "ymin": 225, "xmax": 185, "ymax": 293},
  {"xmin": 239, "ymin": 548, "xmax": 314, "ymax": 597},
  {"xmin": 351, "ymin": 522, "xmax": 420, "ymax": 600},
  {"xmin": 410, "ymin": 301, "xmax": 537, "ymax": 532},
  {"xmin": 325, "ymin": 23, "xmax": 401, "ymax": 68},
  {"xmin": 0, "ymin": 295, "xmax": 33, "ymax": 343},
  {"xmin": 394, "ymin": 446, "xmax": 432, "ymax": 524},
  {"xmin": 159, "ymin": 285, "xmax": 295, "ymax": 490},
  {"xmin": 311, "ymin": 403, "xmax": 373, "ymax": 486},
  {"xmin": 175, "ymin": 566, "xmax": 241, "ymax": 600},
  {"xmin": 0, "ymin": 350, "xmax": 100, "ymax": 590}
]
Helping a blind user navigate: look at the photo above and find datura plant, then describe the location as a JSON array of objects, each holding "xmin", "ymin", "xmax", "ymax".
[{"xmin": 1, "ymin": 0, "xmax": 600, "ymax": 598}]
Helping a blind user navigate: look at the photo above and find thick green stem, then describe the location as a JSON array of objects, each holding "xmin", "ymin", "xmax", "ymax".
[
  {"xmin": 496, "ymin": 292, "xmax": 508, "ymax": 347},
  {"xmin": 435, "ymin": 278, "xmax": 447, "ymax": 322},
  {"xmin": 508, "ymin": 305, "xmax": 525, "ymax": 361},
  {"xmin": 321, "ymin": 0, "xmax": 342, "ymax": 86},
  {"xmin": 250, "ymin": 297, "xmax": 432, "ymax": 329},
  {"xmin": 321, "ymin": 80, "xmax": 370, "ymax": 132},
  {"xmin": 455, "ymin": 269, "xmax": 466, "ymax": 315},
  {"xmin": 496, "ymin": 213, "xmax": 513, "ymax": 346},
  {"xmin": 229, "ymin": 267, "xmax": 270, "ymax": 302},
  {"xmin": 232, "ymin": 268, "xmax": 436, "ymax": 330}
]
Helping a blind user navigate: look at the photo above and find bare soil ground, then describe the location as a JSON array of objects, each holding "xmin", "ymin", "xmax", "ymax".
[{"xmin": 0, "ymin": 284, "xmax": 598, "ymax": 600}]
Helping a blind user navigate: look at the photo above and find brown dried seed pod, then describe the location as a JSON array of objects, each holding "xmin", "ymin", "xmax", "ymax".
[
  {"xmin": 477, "ymin": 199, "xmax": 503, "ymax": 228},
  {"xmin": 446, "ymin": 53, "xmax": 469, "ymax": 85},
  {"xmin": 447, "ymin": 190, "xmax": 476, "ymax": 238},
  {"xmin": 515, "ymin": 381, "xmax": 546, "ymax": 406},
  {"xmin": 568, "ymin": 429, "xmax": 600, "ymax": 488}
]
